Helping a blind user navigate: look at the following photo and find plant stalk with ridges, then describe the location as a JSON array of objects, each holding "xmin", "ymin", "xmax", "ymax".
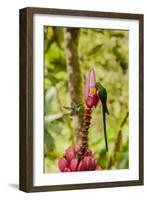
[{"xmin": 80, "ymin": 68, "xmax": 99, "ymax": 154}]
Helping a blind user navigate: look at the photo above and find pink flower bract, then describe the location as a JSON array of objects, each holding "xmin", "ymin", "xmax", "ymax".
[
  {"xmin": 65, "ymin": 146, "xmax": 75, "ymax": 162},
  {"xmin": 58, "ymin": 158, "xmax": 68, "ymax": 172},
  {"xmin": 58, "ymin": 146, "xmax": 100, "ymax": 172},
  {"xmin": 84, "ymin": 68, "xmax": 99, "ymax": 108},
  {"xmin": 70, "ymin": 158, "xmax": 78, "ymax": 171}
]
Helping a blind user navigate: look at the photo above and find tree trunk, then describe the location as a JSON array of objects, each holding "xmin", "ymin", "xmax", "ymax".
[{"xmin": 63, "ymin": 28, "xmax": 85, "ymax": 145}]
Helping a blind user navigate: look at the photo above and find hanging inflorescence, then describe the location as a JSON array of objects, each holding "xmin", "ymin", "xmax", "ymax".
[{"xmin": 58, "ymin": 68, "xmax": 103, "ymax": 172}]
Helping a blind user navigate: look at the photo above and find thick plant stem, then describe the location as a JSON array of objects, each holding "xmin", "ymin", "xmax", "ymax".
[
  {"xmin": 63, "ymin": 28, "xmax": 85, "ymax": 145},
  {"xmin": 81, "ymin": 107, "xmax": 92, "ymax": 152},
  {"xmin": 108, "ymin": 112, "xmax": 129, "ymax": 169}
]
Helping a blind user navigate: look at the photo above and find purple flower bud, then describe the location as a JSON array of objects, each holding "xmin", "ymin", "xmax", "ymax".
[
  {"xmin": 77, "ymin": 160, "xmax": 87, "ymax": 171},
  {"xmin": 83, "ymin": 156, "xmax": 92, "ymax": 170},
  {"xmin": 65, "ymin": 147, "xmax": 75, "ymax": 162},
  {"xmin": 75, "ymin": 145, "xmax": 81, "ymax": 153},
  {"xmin": 90, "ymin": 158, "xmax": 97, "ymax": 170},
  {"xmin": 84, "ymin": 68, "xmax": 99, "ymax": 108},
  {"xmin": 70, "ymin": 158, "xmax": 78, "ymax": 171},
  {"xmin": 58, "ymin": 158, "xmax": 68, "ymax": 172},
  {"xmin": 84, "ymin": 68, "xmax": 96, "ymax": 101}
]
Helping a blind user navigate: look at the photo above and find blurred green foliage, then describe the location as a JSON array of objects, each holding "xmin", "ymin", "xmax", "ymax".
[{"xmin": 44, "ymin": 27, "xmax": 129, "ymax": 173}]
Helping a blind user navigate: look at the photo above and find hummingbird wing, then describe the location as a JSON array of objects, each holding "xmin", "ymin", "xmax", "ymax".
[
  {"xmin": 100, "ymin": 87, "xmax": 109, "ymax": 115},
  {"xmin": 96, "ymin": 82, "xmax": 109, "ymax": 151}
]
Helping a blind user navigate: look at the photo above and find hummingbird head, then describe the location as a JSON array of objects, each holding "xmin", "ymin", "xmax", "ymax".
[{"xmin": 96, "ymin": 82, "xmax": 103, "ymax": 92}]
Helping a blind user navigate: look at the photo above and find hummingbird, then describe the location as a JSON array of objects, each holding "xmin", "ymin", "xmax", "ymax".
[{"xmin": 96, "ymin": 82, "xmax": 109, "ymax": 152}]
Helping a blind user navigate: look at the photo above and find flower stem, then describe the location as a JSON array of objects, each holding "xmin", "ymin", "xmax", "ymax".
[{"xmin": 81, "ymin": 107, "xmax": 92, "ymax": 152}]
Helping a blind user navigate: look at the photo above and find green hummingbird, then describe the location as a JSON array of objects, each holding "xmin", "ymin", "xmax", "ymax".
[{"xmin": 96, "ymin": 82, "xmax": 109, "ymax": 152}]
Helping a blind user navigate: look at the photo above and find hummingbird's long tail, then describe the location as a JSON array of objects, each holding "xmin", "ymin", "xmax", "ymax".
[{"xmin": 102, "ymin": 108, "xmax": 109, "ymax": 152}]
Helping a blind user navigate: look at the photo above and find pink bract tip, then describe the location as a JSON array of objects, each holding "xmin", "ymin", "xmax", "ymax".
[
  {"xmin": 89, "ymin": 68, "xmax": 96, "ymax": 88},
  {"xmin": 84, "ymin": 68, "xmax": 97, "ymax": 101}
]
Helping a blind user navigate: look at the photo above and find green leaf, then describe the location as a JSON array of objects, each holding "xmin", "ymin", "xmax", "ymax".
[
  {"xmin": 88, "ymin": 44, "xmax": 103, "ymax": 56},
  {"xmin": 45, "ymin": 113, "xmax": 63, "ymax": 124}
]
